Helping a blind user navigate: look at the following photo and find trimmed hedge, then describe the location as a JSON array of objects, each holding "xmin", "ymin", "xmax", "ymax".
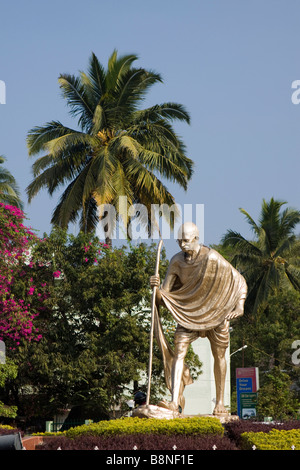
[
  {"xmin": 64, "ymin": 416, "xmax": 224, "ymax": 439},
  {"xmin": 224, "ymin": 419, "xmax": 300, "ymax": 447},
  {"xmin": 34, "ymin": 417, "xmax": 300, "ymax": 450},
  {"xmin": 0, "ymin": 425, "xmax": 21, "ymax": 436},
  {"xmin": 37, "ymin": 434, "xmax": 237, "ymax": 450},
  {"xmin": 241, "ymin": 428, "xmax": 300, "ymax": 450}
]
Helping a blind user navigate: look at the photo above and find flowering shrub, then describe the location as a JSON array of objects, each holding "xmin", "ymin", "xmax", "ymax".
[{"xmin": 0, "ymin": 203, "xmax": 49, "ymax": 347}]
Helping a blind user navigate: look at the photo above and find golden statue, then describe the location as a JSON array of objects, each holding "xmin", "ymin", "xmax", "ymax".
[{"xmin": 148, "ymin": 222, "xmax": 247, "ymax": 417}]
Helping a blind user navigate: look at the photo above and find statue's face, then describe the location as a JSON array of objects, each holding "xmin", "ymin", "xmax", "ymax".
[{"xmin": 177, "ymin": 229, "xmax": 199, "ymax": 254}]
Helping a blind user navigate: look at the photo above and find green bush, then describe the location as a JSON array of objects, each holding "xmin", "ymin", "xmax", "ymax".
[
  {"xmin": 241, "ymin": 428, "xmax": 300, "ymax": 450},
  {"xmin": 64, "ymin": 416, "xmax": 224, "ymax": 439}
]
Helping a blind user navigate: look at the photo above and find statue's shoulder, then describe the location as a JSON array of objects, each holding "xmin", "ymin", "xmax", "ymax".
[
  {"xmin": 207, "ymin": 247, "xmax": 227, "ymax": 264},
  {"xmin": 201, "ymin": 245, "xmax": 211, "ymax": 257},
  {"xmin": 207, "ymin": 247, "xmax": 220, "ymax": 257},
  {"xmin": 169, "ymin": 251, "xmax": 184, "ymax": 266}
]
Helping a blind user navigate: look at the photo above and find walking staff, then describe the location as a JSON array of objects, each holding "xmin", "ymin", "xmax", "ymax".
[{"xmin": 146, "ymin": 239, "xmax": 163, "ymax": 406}]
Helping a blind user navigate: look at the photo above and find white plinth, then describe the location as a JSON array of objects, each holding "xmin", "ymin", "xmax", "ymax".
[{"xmin": 183, "ymin": 337, "xmax": 231, "ymax": 415}]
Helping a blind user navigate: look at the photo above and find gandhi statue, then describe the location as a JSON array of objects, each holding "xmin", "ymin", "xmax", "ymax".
[{"xmin": 150, "ymin": 222, "xmax": 247, "ymax": 416}]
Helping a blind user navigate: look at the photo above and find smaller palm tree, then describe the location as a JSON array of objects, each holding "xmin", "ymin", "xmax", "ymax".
[
  {"xmin": 221, "ymin": 198, "xmax": 300, "ymax": 313},
  {"xmin": 0, "ymin": 156, "xmax": 23, "ymax": 209}
]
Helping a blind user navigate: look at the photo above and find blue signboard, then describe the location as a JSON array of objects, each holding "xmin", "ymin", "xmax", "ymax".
[
  {"xmin": 236, "ymin": 368, "xmax": 259, "ymax": 418},
  {"xmin": 236, "ymin": 377, "xmax": 253, "ymax": 417}
]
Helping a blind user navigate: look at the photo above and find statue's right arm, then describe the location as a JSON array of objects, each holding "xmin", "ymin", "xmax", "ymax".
[{"xmin": 150, "ymin": 260, "xmax": 177, "ymax": 305}]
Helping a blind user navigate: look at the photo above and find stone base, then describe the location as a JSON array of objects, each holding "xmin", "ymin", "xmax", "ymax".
[
  {"xmin": 132, "ymin": 404, "xmax": 239, "ymax": 423},
  {"xmin": 132, "ymin": 404, "xmax": 180, "ymax": 419},
  {"xmin": 188, "ymin": 413, "xmax": 239, "ymax": 424}
]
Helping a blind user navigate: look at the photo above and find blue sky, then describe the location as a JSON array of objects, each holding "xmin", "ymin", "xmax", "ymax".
[{"xmin": 1, "ymin": 0, "xmax": 300, "ymax": 258}]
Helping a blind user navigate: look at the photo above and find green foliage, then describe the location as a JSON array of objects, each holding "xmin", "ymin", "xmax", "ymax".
[
  {"xmin": 63, "ymin": 416, "xmax": 224, "ymax": 438},
  {"xmin": 229, "ymin": 288, "xmax": 300, "ymax": 410},
  {"xmin": 0, "ymin": 401, "xmax": 17, "ymax": 418},
  {"xmin": 257, "ymin": 367, "xmax": 299, "ymax": 420},
  {"xmin": 0, "ymin": 156, "xmax": 23, "ymax": 209},
  {"xmin": 241, "ymin": 429, "xmax": 300, "ymax": 450},
  {"xmin": 4, "ymin": 228, "xmax": 201, "ymax": 422},
  {"xmin": 0, "ymin": 360, "xmax": 18, "ymax": 418}
]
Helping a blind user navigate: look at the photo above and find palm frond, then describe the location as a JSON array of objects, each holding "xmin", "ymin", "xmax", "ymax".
[
  {"xmin": 81, "ymin": 52, "xmax": 106, "ymax": 107},
  {"xmin": 91, "ymin": 104, "xmax": 106, "ymax": 135},
  {"xmin": 279, "ymin": 207, "xmax": 300, "ymax": 239},
  {"xmin": 285, "ymin": 267, "xmax": 300, "ymax": 291},
  {"xmin": 27, "ymin": 121, "xmax": 80, "ymax": 156},
  {"xmin": 44, "ymin": 131, "xmax": 97, "ymax": 157},
  {"xmin": 132, "ymin": 102, "xmax": 190, "ymax": 124},
  {"xmin": 274, "ymin": 235, "xmax": 297, "ymax": 258},
  {"xmin": 58, "ymin": 74, "xmax": 94, "ymax": 131},
  {"xmin": 0, "ymin": 155, "xmax": 23, "ymax": 208},
  {"xmin": 50, "ymin": 165, "xmax": 91, "ymax": 228},
  {"xmin": 221, "ymin": 230, "xmax": 262, "ymax": 256},
  {"xmin": 83, "ymin": 150, "xmax": 116, "ymax": 206},
  {"xmin": 106, "ymin": 50, "xmax": 139, "ymax": 90},
  {"xmin": 239, "ymin": 208, "xmax": 260, "ymax": 236}
]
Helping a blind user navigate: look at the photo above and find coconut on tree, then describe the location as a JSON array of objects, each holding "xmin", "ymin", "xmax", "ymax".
[{"xmin": 26, "ymin": 50, "xmax": 193, "ymax": 241}]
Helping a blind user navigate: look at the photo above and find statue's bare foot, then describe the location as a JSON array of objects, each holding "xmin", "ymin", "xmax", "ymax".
[
  {"xmin": 157, "ymin": 400, "xmax": 178, "ymax": 412},
  {"xmin": 213, "ymin": 403, "xmax": 228, "ymax": 416}
]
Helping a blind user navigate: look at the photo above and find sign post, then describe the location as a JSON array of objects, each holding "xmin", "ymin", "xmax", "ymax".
[{"xmin": 236, "ymin": 367, "xmax": 259, "ymax": 418}]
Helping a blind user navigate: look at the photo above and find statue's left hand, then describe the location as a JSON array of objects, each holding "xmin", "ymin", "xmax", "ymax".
[{"xmin": 225, "ymin": 307, "xmax": 243, "ymax": 320}]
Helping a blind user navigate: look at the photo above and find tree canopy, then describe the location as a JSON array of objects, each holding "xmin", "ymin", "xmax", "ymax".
[
  {"xmin": 2, "ymin": 229, "xmax": 201, "ymax": 423},
  {"xmin": 222, "ymin": 197, "xmax": 300, "ymax": 314},
  {"xmin": 26, "ymin": 51, "xmax": 193, "ymax": 238}
]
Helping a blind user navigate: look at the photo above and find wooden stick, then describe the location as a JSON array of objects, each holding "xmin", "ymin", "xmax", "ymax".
[{"xmin": 146, "ymin": 239, "xmax": 163, "ymax": 406}]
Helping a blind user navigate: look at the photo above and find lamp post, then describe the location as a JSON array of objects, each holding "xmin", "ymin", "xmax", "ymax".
[{"xmin": 230, "ymin": 345, "xmax": 247, "ymax": 357}]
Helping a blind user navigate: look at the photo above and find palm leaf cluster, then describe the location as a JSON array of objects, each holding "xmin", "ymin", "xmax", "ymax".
[
  {"xmin": 0, "ymin": 155, "xmax": 23, "ymax": 209},
  {"xmin": 26, "ymin": 50, "xmax": 193, "ymax": 237},
  {"xmin": 222, "ymin": 198, "xmax": 300, "ymax": 313}
]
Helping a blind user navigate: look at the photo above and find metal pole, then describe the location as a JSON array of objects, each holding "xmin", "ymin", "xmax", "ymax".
[{"xmin": 146, "ymin": 239, "xmax": 163, "ymax": 406}]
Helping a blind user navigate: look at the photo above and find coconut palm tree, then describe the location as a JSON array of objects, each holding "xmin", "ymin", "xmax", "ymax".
[
  {"xmin": 221, "ymin": 198, "xmax": 300, "ymax": 313},
  {"xmin": 26, "ymin": 50, "xmax": 193, "ymax": 240},
  {"xmin": 0, "ymin": 156, "xmax": 23, "ymax": 209}
]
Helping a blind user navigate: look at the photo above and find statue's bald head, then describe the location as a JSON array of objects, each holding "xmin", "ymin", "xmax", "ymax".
[{"xmin": 177, "ymin": 222, "xmax": 199, "ymax": 241}]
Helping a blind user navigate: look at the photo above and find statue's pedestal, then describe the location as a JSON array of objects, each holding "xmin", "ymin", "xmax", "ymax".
[
  {"xmin": 132, "ymin": 405, "xmax": 180, "ymax": 419},
  {"xmin": 132, "ymin": 404, "xmax": 239, "ymax": 423},
  {"xmin": 183, "ymin": 337, "xmax": 231, "ymax": 415}
]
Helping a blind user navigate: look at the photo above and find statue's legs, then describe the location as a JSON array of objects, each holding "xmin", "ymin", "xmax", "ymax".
[
  {"xmin": 158, "ymin": 326, "xmax": 196, "ymax": 412},
  {"xmin": 210, "ymin": 342, "xmax": 228, "ymax": 415},
  {"xmin": 207, "ymin": 320, "xmax": 230, "ymax": 415},
  {"xmin": 158, "ymin": 321, "xmax": 230, "ymax": 415},
  {"xmin": 171, "ymin": 340, "xmax": 190, "ymax": 407}
]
